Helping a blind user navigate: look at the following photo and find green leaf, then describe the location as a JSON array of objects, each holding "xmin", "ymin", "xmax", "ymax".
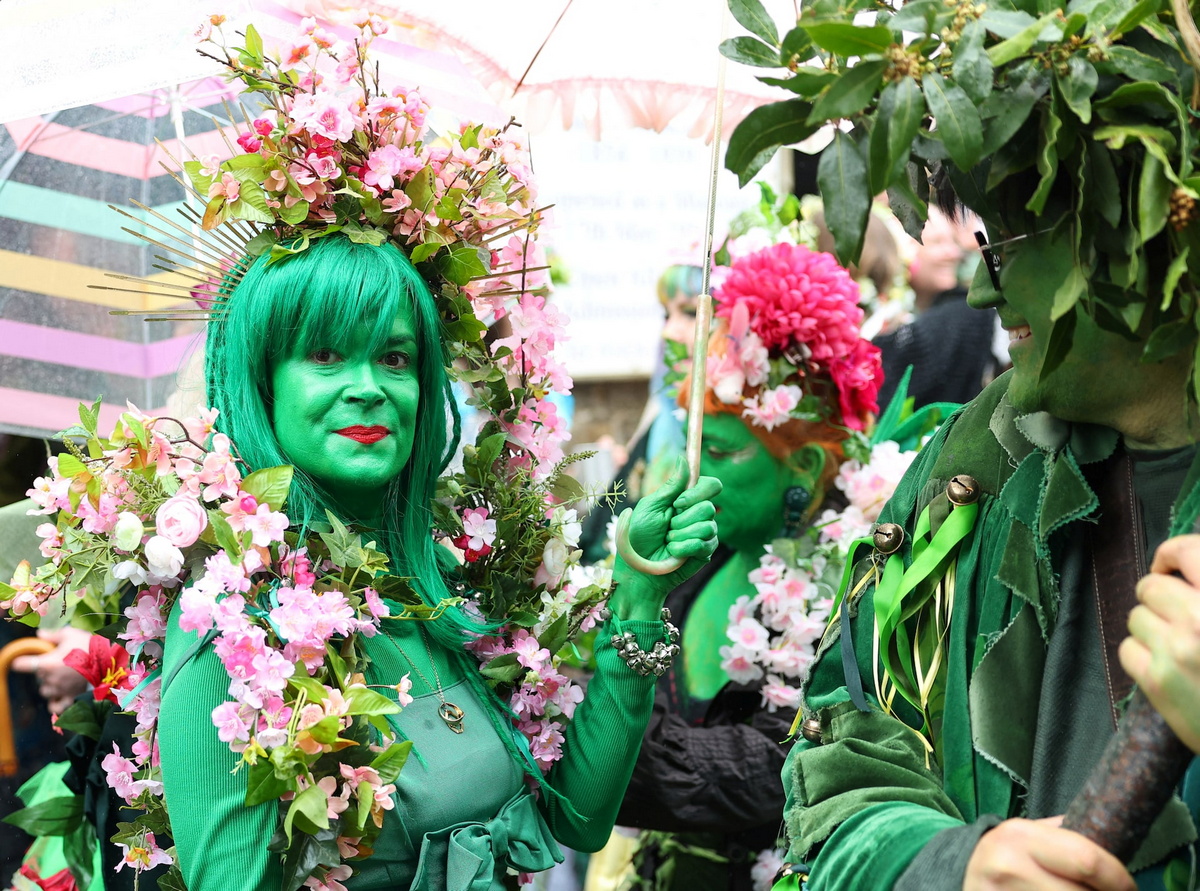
[
  {"xmin": 1138, "ymin": 153, "xmax": 1170, "ymax": 242},
  {"xmin": 809, "ymin": 60, "xmax": 886, "ymax": 123},
  {"xmin": 345, "ymin": 686, "xmax": 402, "ymax": 717},
  {"xmin": 343, "ymin": 219, "xmax": 388, "ymax": 246},
  {"xmin": 3, "ymin": 795, "xmax": 84, "ymax": 836},
  {"xmin": 1027, "ymin": 103, "xmax": 1062, "ymax": 214},
  {"xmin": 724, "ymin": 99, "xmax": 818, "ymax": 186},
  {"xmin": 1142, "ymin": 318, "xmax": 1195, "ymax": 362},
  {"xmin": 245, "ymin": 230, "xmax": 279, "ymax": 257},
  {"xmin": 433, "ymin": 243, "xmax": 490, "ymax": 286},
  {"xmin": 245, "ymin": 757, "xmax": 293, "ymax": 807},
  {"xmin": 244, "ymin": 23, "xmax": 264, "ymax": 59},
  {"xmin": 549, "ymin": 471, "xmax": 586, "ymax": 503},
  {"xmin": 63, "ymin": 822, "xmax": 96, "ymax": 890},
  {"xmin": 1050, "ymin": 263, "xmax": 1087, "ymax": 320},
  {"xmin": 480, "ymin": 652, "xmax": 526, "ymax": 683},
  {"xmin": 53, "ymin": 699, "xmax": 111, "ymax": 740},
  {"xmin": 758, "ymin": 70, "xmax": 837, "ymax": 97},
  {"xmin": 986, "ymin": 12, "xmax": 1062, "ymax": 66},
  {"xmin": 1088, "ymin": 140, "xmax": 1123, "ymax": 228},
  {"xmin": 56, "ymin": 453, "xmax": 87, "ymax": 478},
  {"xmin": 208, "ymin": 509, "xmax": 241, "ymax": 557},
  {"xmin": 1109, "ymin": 0, "xmax": 1161, "ymax": 37},
  {"xmin": 279, "ymin": 826, "xmax": 341, "ymax": 891},
  {"xmin": 801, "ymin": 22, "xmax": 895, "ymax": 56},
  {"xmin": 370, "ymin": 739, "xmax": 413, "ymax": 784},
  {"xmin": 240, "ymin": 465, "xmax": 293, "ymax": 511},
  {"xmin": 284, "ymin": 782, "xmax": 329, "ymax": 841},
  {"xmin": 1040, "ymin": 308, "xmax": 1077, "ymax": 379},
  {"xmin": 817, "ymin": 130, "xmax": 871, "ymax": 264},
  {"xmin": 781, "ymin": 26, "xmax": 814, "ymax": 64},
  {"xmin": 890, "ymin": 0, "xmax": 956, "ymax": 34},
  {"xmin": 1105, "ymin": 45, "xmax": 1177, "ymax": 83},
  {"xmin": 1056, "ymin": 55, "xmax": 1098, "ymax": 124},
  {"xmin": 886, "ymin": 165, "xmax": 930, "ymax": 242},
  {"xmin": 719, "ymin": 36, "xmax": 781, "ymax": 67},
  {"xmin": 952, "ymin": 19, "xmax": 994, "ymax": 104},
  {"xmin": 474, "ymin": 431, "xmax": 508, "ymax": 473},
  {"xmin": 1162, "ymin": 247, "xmax": 1190, "ymax": 311},
  {"xmin": 978, "ymin": 8, "xmax": 1038, "ymax": 38},
  {"xmin": 981, "ymin": 61, "xmax": 1049, "ymax": 155},
  {"xmin": 922, "ymin": 72, "xmax": 983, "ymax": 170},
  {"xmin": 226, "ymin": 152, "xmax": 266, "ymax": 171},
  {"xmin": 884, "ymin": 77, "xmax": 925, "ymax": 184},
  {"xmin": 730, "ymin": 0, "xmax": 779, "ymax": 45},
  {"xmin": 157, "ymin": 865, "xmax": 188, "ymax": 891},
  {"xmin": 404, "ymin": 166, "xmax": 437, "ymax": 211},
  {"xmin": 409, "ymin": 242, "xmax": 440, "ymax": 264},
  {"xmin": 278, "ymin": 199, "xmax": 310, "ymax": 226}
]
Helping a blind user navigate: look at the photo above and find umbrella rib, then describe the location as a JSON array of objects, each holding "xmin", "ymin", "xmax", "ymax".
[
  {"xmin": 513, "ymin": 0, "xmax": 576, "ymax": 97},
  {"xmin": 111, "ymin": 209, "xmax": 232, "ymax": 268}
]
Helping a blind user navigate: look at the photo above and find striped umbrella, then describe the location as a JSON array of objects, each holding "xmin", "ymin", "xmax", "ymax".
[{"xmin": 0, "ymin": 0, "xmax": 506, "ymax": 439}]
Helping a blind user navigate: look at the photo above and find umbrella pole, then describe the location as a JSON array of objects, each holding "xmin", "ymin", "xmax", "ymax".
[{"xmin": 615, "ymin": 3, "xmax": 728, "ymax": 575}]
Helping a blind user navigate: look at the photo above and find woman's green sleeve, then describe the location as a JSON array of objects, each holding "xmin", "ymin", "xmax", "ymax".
[
  {"xmin": 541, "ymin": 615, "xmax": 663, "ymax": 852},
  {"xmin": 158, "ymin": 608, "xmax": 283, "ymax": 891}
]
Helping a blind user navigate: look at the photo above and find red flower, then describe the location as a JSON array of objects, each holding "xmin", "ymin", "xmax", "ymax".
[
  {"xmin": 19, "ymin": 864, "xmax": 78, "ymax": 891},
  {"xmin": 452, "ymin": 535, "xmax": 493, "ymax": 563},
  {"xmin": 236, "ymin": 132, "xmax": 263, "ymax": 153},
  {"xmin": 64, "ymin": 636, "xmax": 133, "ymax": 704}
]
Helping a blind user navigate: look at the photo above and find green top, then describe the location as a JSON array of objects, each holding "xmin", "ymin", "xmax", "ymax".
[
  {"xmin": 159, "ymin": 606, "xmax": 664, "ymax": 891},
  {"xmin": 783, "ymin": 372, "xmax": 1200, "ymax": 890}
]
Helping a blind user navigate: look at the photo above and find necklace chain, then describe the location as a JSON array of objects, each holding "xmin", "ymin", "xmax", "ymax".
[{"xmin": 386, "ymin": 624, "xmax": 466, "ymax": 733}]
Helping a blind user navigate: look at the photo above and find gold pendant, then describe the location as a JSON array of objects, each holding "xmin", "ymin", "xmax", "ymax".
[{"xmin": 438, "ymin": 701, "xmax": 465, "ymax": 733}]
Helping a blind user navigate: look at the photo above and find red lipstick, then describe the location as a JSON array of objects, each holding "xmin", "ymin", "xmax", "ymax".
[{"xmin": 336, "ymin": 425, "xmax": 390, "ymax": 444}]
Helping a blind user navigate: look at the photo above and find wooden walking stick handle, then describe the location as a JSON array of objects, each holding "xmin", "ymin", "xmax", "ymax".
[{"xmin": 0, "ymin": 637, "xmax": 55, "ymax": 778}]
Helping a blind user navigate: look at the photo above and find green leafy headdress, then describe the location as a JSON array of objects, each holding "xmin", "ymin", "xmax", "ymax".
[{"xmin": 722, "ymin": 0, "xmax": 1200, "ymax": 382}]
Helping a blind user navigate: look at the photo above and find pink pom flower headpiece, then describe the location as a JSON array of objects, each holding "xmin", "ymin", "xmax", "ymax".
[{"xmin": 708, "ymin": 243, "xmax": 883, "ymax": 432}]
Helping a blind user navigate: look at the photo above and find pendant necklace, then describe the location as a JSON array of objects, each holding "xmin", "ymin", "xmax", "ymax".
[{"xmin": 389, "ymin": 626, "xmax": 466, "ymax": 733}]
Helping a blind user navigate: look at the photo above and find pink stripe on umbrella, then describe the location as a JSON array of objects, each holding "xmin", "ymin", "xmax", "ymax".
[
  {"xmin": 0, "ymin": 387, "xmax": 166, "ymax": 435},
  {"xmin": 0, "ymin": 320, "xmax": 197, "ymax": 378}
]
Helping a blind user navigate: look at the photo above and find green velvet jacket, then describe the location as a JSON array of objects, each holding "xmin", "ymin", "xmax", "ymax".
[{"xmin": 783, "ymin": 372, "xmax": 1200, "ymax": 890}]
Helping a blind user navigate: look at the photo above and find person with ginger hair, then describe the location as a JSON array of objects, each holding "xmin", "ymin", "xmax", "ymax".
[{"xmin": 611, "ymin": 242, "xmax": 884, "ymax": 891}]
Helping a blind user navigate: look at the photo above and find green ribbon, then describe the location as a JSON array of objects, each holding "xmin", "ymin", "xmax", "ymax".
[{"xmin": 872, "ymin": 501, "xmax": 979, "ymax": 716}]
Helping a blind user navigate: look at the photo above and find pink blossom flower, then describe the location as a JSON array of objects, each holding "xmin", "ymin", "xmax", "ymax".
[
  {"xmin": 35, "ymin": 523, "xmax": 63, "ymax": 559},
  {"xmin": 102, "ymin": 743, "xmax": 139, "ymax": 801},
  {"xmin": 525, "ymin": 720, "xmax": 565, "ymax": 770},
  {"xmin": 760, "ymin": 674, "xmax": 802, "ymax": 711},
  {"xmin": 207, "ymin": 172, "xmax": 240, "ymax": 202},
  {"xmin": 742, "ymin": 384, "xmax": 803, "ymax": 431},
  {"xmin": 156, "ymin": 495, "xmax": 208, "ymax": 547},
  {"xmin": 363, "ymin": 587, "xmax": 389, "ymax": 619},
  {"xmin": 221, "ymin": 493, "xmax": 259, "ymax": 531},
  {"xmin": 512, "ymin": 630, "xmax": 551, "ymax": 672},
  {"xmin": 252, "ymin": 118, "xmax": 273, "ymax": 138},
  {"xmin": 237, "ymin": 132, "xmax": 262, "ymax": 153},
  {"xmin": 396, "ymin": 673, "xmax": 413, "ymax": 707},
  {"xmin": 211, "ymin": 701, "xmax": 251, "ymax": 743},
  {"xmin": 460, "ymin": 507, "xmax": 497, "ymax": 551},
  {"xmin": 119, "ymin": 590, "xmax": 167, "ymax": 649},
  {"xmin": 78, "ymin": 493, "xmax": 120, "ymax": 534},
  {"xmin": 198, "ymin": 155, "xmax": 221, "ymax": 178},
  {"xmin": 243, "ymin": 503, "xmax": 289, "ymax": 547},
  {"xmin": 728, "ymin": 617, "xmax": 770, "ymax": 652},
  {"xmin": 304, "ymin": 865, "xmax": 352, "ymax": 891},
  {"xmin": 719, "ymin": 643, "xmax": 765, "ymax": 685},
  {"xmin": 290, "ymin": 93, "xmax": 356, "ymax": 142},
  {"xmin": 114, "ymin": 832, "xmax": 173, "ymax": 872},
  {"xmin": 26, "ymin": 466, "xmax": 71, "ymax": 515},
  {"xmin": 547, "ymin": 681, "xmax": 585, "ymax": 720}
]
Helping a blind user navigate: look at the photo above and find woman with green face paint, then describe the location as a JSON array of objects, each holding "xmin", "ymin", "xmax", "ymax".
[
  {"xmin": 613, "ymin": 242, "xmax": 883, "ymax": 891},
  {"xmin": 156, "ymin": 235, "xmax": 722, "ymax": 891}
]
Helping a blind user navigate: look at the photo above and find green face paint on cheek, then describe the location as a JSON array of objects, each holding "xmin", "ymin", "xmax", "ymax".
[
  {"xmin": 270, "ymin": 306, "xmax": 420, "ymax": 522},
  {"xmin": 996, "ymin": 231, "xmax": 1170, "ymax": 423},
  {"xmin": 693, "ymin": 413, "xmax": 789, "ymax": 553}
]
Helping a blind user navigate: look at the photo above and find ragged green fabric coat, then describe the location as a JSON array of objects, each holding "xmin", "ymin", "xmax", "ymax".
[{"xmin": 783, "ymin": 372, "xmax": 1200, "ymax": 890}]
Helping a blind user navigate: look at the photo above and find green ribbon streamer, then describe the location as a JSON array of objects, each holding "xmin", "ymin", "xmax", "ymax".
[{"xmin": 872, "ymin": 501, "xmax": 979, "ymax": 714}]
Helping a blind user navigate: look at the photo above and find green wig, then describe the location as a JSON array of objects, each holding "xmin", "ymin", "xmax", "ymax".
[{"xmin": 203, "ymin": 235, "xmax": 477, "ymax": 646}]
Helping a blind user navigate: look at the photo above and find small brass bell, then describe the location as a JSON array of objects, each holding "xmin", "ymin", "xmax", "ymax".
[
  {"xmin": 800, "ymin": 717, "xmax": 823, "ymax": 743},
  {"xmin": 947, "ymin": 474, "xmax": 980, "ymax": 506},
  {"xmin": 873, "ymin": 523, "xmax": 904, "ymax": 555}
]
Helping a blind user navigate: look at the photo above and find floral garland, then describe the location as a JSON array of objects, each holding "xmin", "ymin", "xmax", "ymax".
[
  {"xmin": 724, "ymin": 441, "xmax": 920, "ymax": 891},
  {"xmin": 4, "ymin": 14, "xmax": 611, "ymax": 891}
]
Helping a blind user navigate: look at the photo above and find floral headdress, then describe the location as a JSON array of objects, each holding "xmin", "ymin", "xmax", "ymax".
[{"xmin": 705, "ymin": 241, "xmax": 883, "ymax": 434}]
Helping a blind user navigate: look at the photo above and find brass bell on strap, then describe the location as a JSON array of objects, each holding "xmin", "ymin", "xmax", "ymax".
[
  {"xmin": 800, "ymin": 717, "xmax": 823, "ymax": 743},
  {"xmin": 946, "ymin": 474, "xmax": 980, "ymax": 506},
  {"xmin": 873, "ymin": 523, "xmax": 905, "ymax": 555}
]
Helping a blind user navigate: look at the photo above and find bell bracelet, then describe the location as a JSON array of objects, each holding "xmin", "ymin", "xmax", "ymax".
[{"xmin": 600, "ymin": 605, "xmax": 681, "ymax": 677}]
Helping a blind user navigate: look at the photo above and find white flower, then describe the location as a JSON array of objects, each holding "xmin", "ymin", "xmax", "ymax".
[
  {"xmin": 112, "ymin": 512, "xmax": 145, "ymax": 552},
  {"xmin": 144, "ymin": 535, "xmax": 184, "ymax": 580},
  {"xmin": 751, "ymin": 848, "xmax": 786, "ymax": 891},
  {"xmin": 112, "ymin": 560, "xmax": 149, "ymax": 587},
  {"xmin": 719, "ymin": 643, "xmax": 765, "ymax": 685}
]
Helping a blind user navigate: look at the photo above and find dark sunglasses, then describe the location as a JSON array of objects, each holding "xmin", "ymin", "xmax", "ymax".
[{"xmin": 973, "ymin": 229, "xmax": 1053, "ymax": 292}]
